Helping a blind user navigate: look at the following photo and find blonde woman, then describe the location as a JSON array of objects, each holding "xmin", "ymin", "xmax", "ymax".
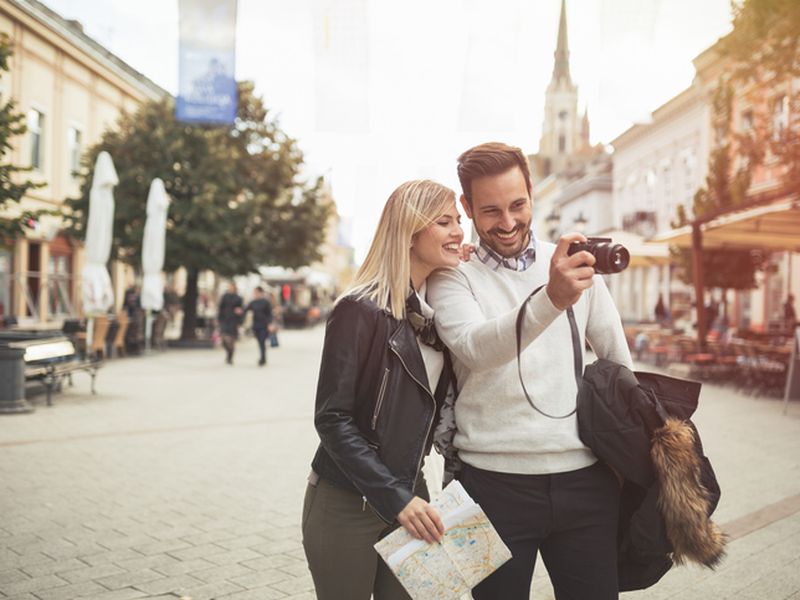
[{"xmin": 302, "ymin": 180, "xmax": 464, "ymax": 599}]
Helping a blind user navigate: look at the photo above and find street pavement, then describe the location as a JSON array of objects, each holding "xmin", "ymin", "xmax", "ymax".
[{"xmin": 0, "ymin": 326, "xmax": 799, "ymax": 600}]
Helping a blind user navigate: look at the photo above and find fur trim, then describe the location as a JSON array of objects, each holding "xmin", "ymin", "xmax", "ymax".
[{"xmin": 651, "ymin": 417, "xmax": 726, "ymax": 567}]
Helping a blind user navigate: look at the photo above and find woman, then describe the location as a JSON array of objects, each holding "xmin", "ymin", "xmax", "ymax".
[{"xmin": 302, "ymin": 179, "xmax": 464, "ymax": 600}]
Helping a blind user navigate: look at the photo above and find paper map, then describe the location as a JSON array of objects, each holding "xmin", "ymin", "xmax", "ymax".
[{"xmin": 374, "ymin": 480, "xmax": 511, "ymax": 600}]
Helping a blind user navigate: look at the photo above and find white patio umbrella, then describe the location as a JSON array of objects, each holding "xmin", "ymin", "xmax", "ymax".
[
  {"xmin": 81, "ymin": 151, "xmax": 117, "ymax": 314},
  {"xmin": 141, "ymin": 179, "xmax": 170, "ymax": 350},
  {"xmin": 141, "ymin": 178, "xmax": 169, "ymax": 311}
]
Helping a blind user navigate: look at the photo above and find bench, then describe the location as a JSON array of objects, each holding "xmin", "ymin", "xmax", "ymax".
[{"xmin": 8, "ymin": 335, "xmax": 102, "ymax": 406}]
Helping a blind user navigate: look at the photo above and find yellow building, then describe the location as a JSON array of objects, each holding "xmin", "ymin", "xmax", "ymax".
[{"xmin": 0, "ymin": 0, "xmax": 165, "ymax": 323}]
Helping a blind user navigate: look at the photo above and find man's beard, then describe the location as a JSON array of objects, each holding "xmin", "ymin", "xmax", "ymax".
[{"xmin": 478, "ymin": 223, "xmax": 531, "ymax": 258}]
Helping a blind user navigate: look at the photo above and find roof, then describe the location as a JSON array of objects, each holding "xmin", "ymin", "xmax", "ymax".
[
  {"xmin": 552, "ymin": 0, "xmax": 571, "ymax": 83},
  {"xmin": 610, "ymin": 85, "xmax": 702, "ymax": 149},
  {"xmin": 5, "ymin": 0, "xmax": 169, "ymax": 101}
]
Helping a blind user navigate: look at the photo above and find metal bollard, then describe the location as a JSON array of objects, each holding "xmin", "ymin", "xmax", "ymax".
[{"xmin": 0, "ymin": 346, "xmax": 34, "ymax": 414}]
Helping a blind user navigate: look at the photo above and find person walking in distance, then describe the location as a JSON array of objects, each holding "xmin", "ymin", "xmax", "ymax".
[
  {"xmin": 428, "ymin": 142, "xmax": 633, "ymax": 599},
  {"xmin": 218, "ymin": 282, "xmax": 243, "ymax": 365},
  {"xmin": 784, "ymin": 293, "xmax": 797, "ymax": 334},
  {"xmin": 245, "ymin": 286, "xmax": 273, "ymax": 366}
]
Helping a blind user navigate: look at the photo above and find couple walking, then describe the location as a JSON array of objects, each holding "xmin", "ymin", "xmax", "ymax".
[
  {"xmin": 301, "ymin": 142, "xmax": 633, "ymax": 599},
  {"xmin": 218, "ymin": 284, "xmax": 274, "ymax": 366}
]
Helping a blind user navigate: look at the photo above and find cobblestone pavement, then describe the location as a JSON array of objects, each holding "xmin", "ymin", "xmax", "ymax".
[{"xmin": 1, "ymin": 327, "xmax": 799, "ymax": 600}]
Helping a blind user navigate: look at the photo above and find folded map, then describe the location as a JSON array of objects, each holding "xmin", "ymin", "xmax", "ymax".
[{"xmin": 374, "ymin": 480, "xmax": 512, "ymax": 600}]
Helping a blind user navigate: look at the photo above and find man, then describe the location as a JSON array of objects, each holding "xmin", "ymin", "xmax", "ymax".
[
  {"xmin": 218, "ymin": 282, "xmax": 244, "ymax": 365},
  {"xmin": 428, "ymin": 142, "xmax": 632, "ymax": 599},
  {"xmin": 784, "ymin": 293, "xmax": 797, "ymax": 334},
  {"xmin": 245, "ymin": 286, "xmax": 274, "ymax": 366}
]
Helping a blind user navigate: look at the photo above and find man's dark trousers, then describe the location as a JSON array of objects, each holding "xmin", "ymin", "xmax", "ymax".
[
  {"xmin": 459, "ymin": 461, "xmax": 620, "ymax": 599},
  {"xmin": 253, "ymin": 326, "xmax": 268, "ymax": 364}
]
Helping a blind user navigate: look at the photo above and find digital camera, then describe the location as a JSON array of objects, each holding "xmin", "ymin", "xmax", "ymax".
[{"xmin": 567, "ymin": 237, "xmax": 630, "ymax": 274}]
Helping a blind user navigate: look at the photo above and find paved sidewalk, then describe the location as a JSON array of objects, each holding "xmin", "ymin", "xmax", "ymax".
[
  {"xmin": 0, "ymin": 331, "xmax": 323, "ymax": 600},
  {"xmin": 0, "ymin": 327, "xmax": 799, "ymax": 600}
]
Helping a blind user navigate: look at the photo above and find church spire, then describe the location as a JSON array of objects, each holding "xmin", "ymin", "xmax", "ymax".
[{"xmin": 553, "ymin": 0, "xmax": 571, "ymax": 83}]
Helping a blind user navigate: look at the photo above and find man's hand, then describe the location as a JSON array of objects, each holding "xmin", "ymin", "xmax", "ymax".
[
  {"xmin": 459, "ymin": 243, "xmax": 475, "ymax": 262},
  {"xmin": 397, "ymin": 496, "xmax": 445, "ymax": 544},
  {"xmin": 546, "ymin": 233, "xmax": 596, "ymax": 310}
]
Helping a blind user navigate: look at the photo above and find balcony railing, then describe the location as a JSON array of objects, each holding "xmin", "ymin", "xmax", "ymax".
[{"xmin": 622, "ymin": 211, "xmax": 657, "ymax": 237}]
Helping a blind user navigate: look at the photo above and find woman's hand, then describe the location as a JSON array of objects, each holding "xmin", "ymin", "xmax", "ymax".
[{"xmin": 397, "ymin": 496, "xmax": 445, "ymax": 544}]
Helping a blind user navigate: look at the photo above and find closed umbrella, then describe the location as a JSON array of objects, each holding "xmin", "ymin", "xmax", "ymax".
[
  {"xmin": 141, "ymin": 178, "xmax": 169, "ymax": 311},
  {"xmin": 81, "ymin": 151, "xmax": 117, "ymax": 313},
  {"xmin": 141, "ymin": 179, "xmax": 170, "ymax": 349}
]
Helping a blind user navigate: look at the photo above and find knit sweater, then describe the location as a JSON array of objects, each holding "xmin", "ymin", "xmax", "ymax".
[{"xmin": 427, "ymin": 240, "xmax": 633, "ymax": 475}]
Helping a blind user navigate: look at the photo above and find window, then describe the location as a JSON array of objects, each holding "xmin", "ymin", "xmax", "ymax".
[
  {"xmin": 662, "ymin": 164, "xmax": 672, "ymax": 199},
  {"xmin": 67, "ymin": 126, "xmax": 82, "ymax": 177},
  {"xmin": 683, "ymin": 150, "xmax": 696, "ymax": 203},
  {"xmin": 558, "ymin": 134, "xmax": 566, "ymax": 153},
  {"xmin": 27, "ymin": 109, "xmax": 44, "ymax": 170},
  {"xmin": 645, "ymin": 168, "xmax": 656, "ymax": 210},
  {"xmin": 772, "ymin": 95, "xmax": 789, "ymax": 140},
  {"xmin": 662, "ymin": 164, "xmax": 672, "ymax": 221},
  {"xmin": 47, "ymin": 253, "xmax": 72, "ymax": 317},
  {"xmin": 740, "ymin": 109, "xmax": 754, "ymax": 132}
]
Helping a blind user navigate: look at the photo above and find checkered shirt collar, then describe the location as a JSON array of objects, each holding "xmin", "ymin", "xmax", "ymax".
[{"xmin": 474, "ymin": 230, "xmax": 537, "ymax": 272}]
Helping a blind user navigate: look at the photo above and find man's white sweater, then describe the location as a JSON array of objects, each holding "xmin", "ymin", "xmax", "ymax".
[{"xmin": 427, "ymin": 240, "xmax": 633, "ymax": 475}]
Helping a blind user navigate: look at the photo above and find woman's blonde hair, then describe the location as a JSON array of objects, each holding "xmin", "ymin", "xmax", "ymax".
[{"xmin": 342, "ymin": 179, "xmax": 456, "ymax": 320}]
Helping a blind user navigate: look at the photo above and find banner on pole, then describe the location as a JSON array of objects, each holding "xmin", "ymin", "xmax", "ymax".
[{"xmin": 177, "ymin": 0, "xmax": 238, "ymax": 124}]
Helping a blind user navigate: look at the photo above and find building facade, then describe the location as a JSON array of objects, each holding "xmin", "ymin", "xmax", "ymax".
[
  {"xmin": 0, "ymin": 0, "xmax": 165, "ymax": 322},
  {"xmin": 609, "ymin": 84, "xmax": 711, "ymax": 323},
  {"xmin": 692, "ymin": 40, "xmax": 799, "ymax": 333}
]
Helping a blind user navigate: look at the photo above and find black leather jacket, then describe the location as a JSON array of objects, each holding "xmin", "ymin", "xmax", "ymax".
[{"xmin": 311, "ymin": 295, "xmax": 452, "ymax": 524}]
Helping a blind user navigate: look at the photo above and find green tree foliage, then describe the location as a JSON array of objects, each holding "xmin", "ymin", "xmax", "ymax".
[
  {"xmin": 0, "ymin": 34, "xmax": 44, "ymax": 242},
  {"xmin": 671, "ymin": 81, "xmax": 770, "ymax": 294},
  {"xmin": 65, "ymin": 82, "xmax": 331, "ymax": 338},
  {"xmin": 722, "ymin": 0, "xmax": 800, "ymax": 187}
]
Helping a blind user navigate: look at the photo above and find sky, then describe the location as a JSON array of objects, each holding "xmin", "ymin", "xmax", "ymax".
[{"xmin": 43, "ymin": 0, "xmax": 734, "ymax": 260}]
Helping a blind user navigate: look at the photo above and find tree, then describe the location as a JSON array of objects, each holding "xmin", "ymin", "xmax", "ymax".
[
  {"xmin": 671, "ymin": 81, "xmax": 771, "ymax": 321},
  {"xmin": 721, "ymin": 0, "xmax": 800, "ymax": 188},
  {"xmin": 671, "ymin": 0, "xmax": 799, "ymax": 333},
  {"xmin": 0, "ymin": 34, "xmax": 44, "ymax": 242},
  {"xmin": 65, "ymin": 82, "xmax": 331, "ymax": 339}
]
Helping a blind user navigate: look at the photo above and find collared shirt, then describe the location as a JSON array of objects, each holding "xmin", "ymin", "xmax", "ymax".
[{"xmin": 474, "ymin": 230, "xmax": 537, "ymax": 272}]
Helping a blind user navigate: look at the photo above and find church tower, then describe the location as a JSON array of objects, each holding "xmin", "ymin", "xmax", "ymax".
[{"xmin": 537, "ymin": 0, "xmax": 584, "ymax": 175}]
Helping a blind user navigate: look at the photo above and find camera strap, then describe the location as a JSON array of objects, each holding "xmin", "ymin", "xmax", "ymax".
[{"xmin": 515, "ymin": 285, "xmax": 582, "ymax": 419}]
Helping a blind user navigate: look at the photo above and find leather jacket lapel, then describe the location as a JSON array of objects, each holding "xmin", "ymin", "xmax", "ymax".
[{"xmin": 389, "ymin": 322, "xmax": 431, "ymax": 395}]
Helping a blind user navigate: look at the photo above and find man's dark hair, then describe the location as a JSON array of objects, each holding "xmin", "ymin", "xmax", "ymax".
[
  {"xmin": 457, "ymin": 142, "xmax": 532, "ymax": 205},
  {"xmin": 254, "ymin": 286, "xmax": 264, "ymax": 293}
]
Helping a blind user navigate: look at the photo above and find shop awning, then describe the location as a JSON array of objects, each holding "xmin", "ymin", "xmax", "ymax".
[{"xmin": 650, "ymin": 197, "xmax": 800, "ymax": 252}]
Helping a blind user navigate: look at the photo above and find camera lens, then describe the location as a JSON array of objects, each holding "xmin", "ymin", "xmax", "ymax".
[{"xmin": 599, "ymin": 244, "xmax": 629, "ymax": 273}]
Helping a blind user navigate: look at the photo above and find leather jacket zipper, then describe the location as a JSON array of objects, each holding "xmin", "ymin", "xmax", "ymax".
[
  {"xmin": 371, "ymin": 368, "xmax": 391, "ymax": 430},
  {"xmin": 389, "ymin": 344, "xmax": 436, "ymax": 486}
]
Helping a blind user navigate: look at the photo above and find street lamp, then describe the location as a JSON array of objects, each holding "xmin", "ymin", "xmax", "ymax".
[
  {"xmin": 545, "ymin": 210, "xmax": 560, "ymax": 242},
  {"xmin": 573, "ymin": 212, "xmax": 588, "ymax": 234}
]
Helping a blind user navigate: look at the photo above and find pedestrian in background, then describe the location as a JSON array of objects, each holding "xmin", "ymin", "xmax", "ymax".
[
  {"xmin": 302, "ymin": 179, "xmax": 463, "ymax": 600},
  {"xmin": 270, "ymin": 301, "xmax": 282, "ymax": 348},
  {"xmin": 654, "ymin": 294, "xmax": 668, "ymax": 325},
  {"xmin": 785, "ymin": 293, "xmax": 797, "ymax": 334},
  {"xmin": 218, "ymin": 282, "xmax": 243, "ymax": 365},
  {"xmin": 245, "ymin": 286, "xmax": 273, "ymax": 366}
]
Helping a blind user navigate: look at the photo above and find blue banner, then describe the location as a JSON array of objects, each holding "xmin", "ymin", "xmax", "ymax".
[{"xmin": 177, "ymin": 0, "xmax": 238, "ymax": 125}]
